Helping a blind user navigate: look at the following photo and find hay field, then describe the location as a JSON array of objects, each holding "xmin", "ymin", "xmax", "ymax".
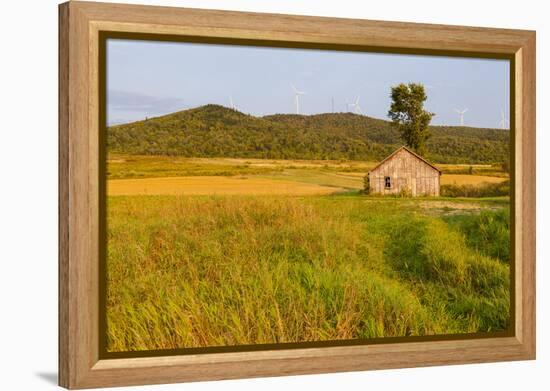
[
  {"xmin": 106, "ymin": 155, "xmax": 509, "ymax": 196},
  {"xmin": 108, "ymin": 172, "xmax": 506, "ymax": 196},
  {"xmin": 108, "ymin": 176, "xmax": 346, "ymax": 196},
  {"xmin": 441, "ymin": 174, "xmax": 508, "ymax": 186},
  {"xmin": 107, "ymin": 154, "xmax": 376, "ymax": 179}
]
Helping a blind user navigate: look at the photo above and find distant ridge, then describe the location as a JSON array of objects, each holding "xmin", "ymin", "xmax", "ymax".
[{"xmin": 107, "ymin": 104, "xmax": 509, "ymax": 164}]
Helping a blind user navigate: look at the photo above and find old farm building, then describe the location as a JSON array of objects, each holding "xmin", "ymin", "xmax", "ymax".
[{"xmin": 367, "ymin": 146, "xmax": 441, "ymax": 196}]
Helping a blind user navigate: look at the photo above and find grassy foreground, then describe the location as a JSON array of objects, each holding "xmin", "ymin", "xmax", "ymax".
[{"xmin": 106, "ymin": 195, "xmax": 510, "ymax": 352}]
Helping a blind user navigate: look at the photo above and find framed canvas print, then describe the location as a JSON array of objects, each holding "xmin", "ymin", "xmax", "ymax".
[{"xmin": 59, "ymin": 1, "xmax": 536, "ymax": 389}]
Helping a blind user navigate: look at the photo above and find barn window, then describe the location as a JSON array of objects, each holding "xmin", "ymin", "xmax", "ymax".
[{"xmin": 384, "ymin": 176, "xmax": 391, "ymax": 189}]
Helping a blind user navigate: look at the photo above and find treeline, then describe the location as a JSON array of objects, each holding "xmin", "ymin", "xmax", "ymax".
[{"xmin": 107, "ymin": 105, "xmax": 509, "ymax": 164}]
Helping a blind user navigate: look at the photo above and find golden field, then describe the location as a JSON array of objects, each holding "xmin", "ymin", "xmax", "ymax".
[
  {"xmin": 108, "ymin": 176, "xmax": 346, "ymax": 196},
  {"xmin": 107, "ymin": 156, "xmax": 509, "ymax": 196},
  {"xmin": 440, "ymin": 174, "xmax": 507, "ymax": 186},
  {"xmin": 107, "ymin": 172, "xmax": 507, "ymax": 197},
  {"xmin": 107, "ymin": 155, "xmax": 506, "ymax": 179}
]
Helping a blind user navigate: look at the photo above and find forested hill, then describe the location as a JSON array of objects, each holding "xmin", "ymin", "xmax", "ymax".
[{"xmin": 107, "ymin": 104, "xmax": 509, "ymax": 164}]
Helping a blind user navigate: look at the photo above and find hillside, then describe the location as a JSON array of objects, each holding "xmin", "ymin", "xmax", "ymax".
[{"xmin": 107, "ymin": 104, "xmax": 509, "ymax": 164}]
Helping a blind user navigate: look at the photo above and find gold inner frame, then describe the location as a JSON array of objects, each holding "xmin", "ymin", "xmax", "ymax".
[{"xmin": 97, "ymin": 30, "xmax": 516, "ymax": 360}]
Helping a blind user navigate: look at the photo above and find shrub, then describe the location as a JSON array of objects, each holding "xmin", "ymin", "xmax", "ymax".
[
  {"xmin": 363, "ymin": 174, "xmax": 370, "ymax": 195},
  {"xmin": 397, "ymin": 186, "xmax": 412, "ymax": 198}
]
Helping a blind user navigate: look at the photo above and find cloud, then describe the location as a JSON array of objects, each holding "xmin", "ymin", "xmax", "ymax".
[
  {"xmin": 108, "ymin": 90, "xmax": 185, "ymax": 113},
  {"xmin": 107, "ymin": 90, "xmax": 187, "ymax": 125}
]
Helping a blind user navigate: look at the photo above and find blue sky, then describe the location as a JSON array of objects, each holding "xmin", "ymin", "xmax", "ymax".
[{"xmin": 107, "ymin": 39, "xmax": 510, "ymax": 129}]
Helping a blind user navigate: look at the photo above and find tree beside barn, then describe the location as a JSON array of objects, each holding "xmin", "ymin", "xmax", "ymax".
[{"xmin": 387, "ymin": 83, "xmax": 435, "ymax": 156}]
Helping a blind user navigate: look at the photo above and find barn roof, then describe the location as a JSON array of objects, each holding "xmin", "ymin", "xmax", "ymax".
[{"xmin": 369, "ymin": 146, "xmax": 442, "ymax": 174}]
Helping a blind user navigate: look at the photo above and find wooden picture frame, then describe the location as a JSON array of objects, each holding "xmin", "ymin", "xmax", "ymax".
[{"xmin": 59, "ymin": 1, "xmax": 536, "ymax": 389}]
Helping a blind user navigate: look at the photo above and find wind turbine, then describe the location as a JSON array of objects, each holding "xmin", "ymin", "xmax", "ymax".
[
  {"xmin": 454, "ymin": 108, "xmax": 468, "ymax": 126},
  {"xmin": 229, "ymin": 96, "xmax": 236, "ymax": 111},
  {"xmin": 348, "ymin": 96, "xmax": 363, "ymax": 114},
  {"xmin": 291, "ymin": 84, "xmax": 306, "ymax": 114},
  {"xmin": 499, "ymin": 108, "xmax": 509, "ymax": 129}
]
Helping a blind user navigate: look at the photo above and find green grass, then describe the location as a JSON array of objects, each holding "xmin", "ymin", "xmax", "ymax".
[
  {"xmin": 106, "ymin": 195, "xmax": 510, "ymax": 352},
  {"xmin": 107, "ymin": 155, "xmax": 283, "ymax": 179},
  {"xmin": 440, "ymin": 180, "xmax": 510, "ymax": 198},
  {"xmin": 259, "ymin": 169, "xmax": 364, "ymax": 190},
  {"xmin": 444, "ymin": 209, "xmax": 510, "ymax": 263}
]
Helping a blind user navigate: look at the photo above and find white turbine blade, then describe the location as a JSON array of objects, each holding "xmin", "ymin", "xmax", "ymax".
[
  {"xmin": 454, "ymin": 108, "xmax": 461, "ymax": 113},
  {"xmin": 292, "ymin": 84, "xmax": 307, "ymax": 95},
  {"xmin": 355, "ymin": 96, "xmax": 360, "ymax": 105},
  {"xmin": 463, "ymin": 109, "xmax": 468, "ymax": 114}
]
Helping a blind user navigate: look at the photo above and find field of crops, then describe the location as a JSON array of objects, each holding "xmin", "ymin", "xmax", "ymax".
[
  {"xmin": 108, "ymin": 176, "xmax": 346, "ymax": 196},
  {"xmin": 108, "ymin": 155, "xmax": 506, "ymax": 179},
  {"xmin": 107, "ymin": 156, "xmax": 508, "ymax": 196},
  {"xmin": 105, "ymin": 155, "xmax": 511, "ymax": 352}
]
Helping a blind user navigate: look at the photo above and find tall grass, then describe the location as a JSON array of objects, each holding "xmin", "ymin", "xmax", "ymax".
[
  {"xmin": 106, "ymin": 196, "xmax": 510, "ymax": 352},
  {"xmin": 444, "ymin": 209, "xmax": 510, "ymax": 263},
  {"xmin": 440, "ymin": 180, "xmax": 509, "ymax": 198},
  {"xmin": 385, "ymin": 217, "xmax": 509, "ymax": 331}
]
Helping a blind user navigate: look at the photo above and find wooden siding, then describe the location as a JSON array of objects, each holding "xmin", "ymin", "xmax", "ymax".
[{"xmin": 369, "ymin": 148, "xmax": 440, "ymax": 196}]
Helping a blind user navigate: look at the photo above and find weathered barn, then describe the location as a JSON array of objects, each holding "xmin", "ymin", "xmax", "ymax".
[{"xmin": 367, "ymin": 146, "xmax": 441, "ymax": 196}]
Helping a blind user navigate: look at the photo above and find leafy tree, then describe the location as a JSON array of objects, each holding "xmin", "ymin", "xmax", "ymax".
[{"xmin": 387, "ymin": 83, "xmax": 435, "ymax": 155}]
